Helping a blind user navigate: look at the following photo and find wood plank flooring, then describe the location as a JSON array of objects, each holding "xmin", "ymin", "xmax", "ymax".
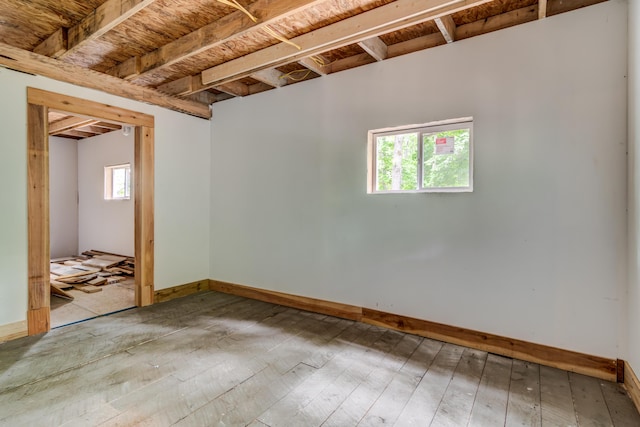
[{"xmin": 0, "ymin": 290, "xmax": 638, "ymax": 426}]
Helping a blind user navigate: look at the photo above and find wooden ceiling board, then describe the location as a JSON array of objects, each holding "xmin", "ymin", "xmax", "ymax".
[
  {"xmin": 451, "ymin": 0, "xmax": 537, "ymax": 25},
  {"xmin": 48, "ymin": 110, "xmax": 122, "ymax": 139},
  {"xmin": 322, "ymin": 44, "xmax": 368, "ymax": 62},
  {"xmin": 62, "ymin": 0, "xmax": 243, "ymax": 71},
  {"xmin": 134, "ymin": 32, "xmax": 280, "ymax": 86},
  {"xmin": 0, "ymin": 0, "xmax": 106, "ymax": 50},
  {"xmin": 260, "ymin": 0, "xmax": 391, "ymax": 41},
  {"xmin": 546, "ymin": 0, "xmax": 607, "ymax": 17},
  {"xmin": 0, "ymin": 0, "xmax": 610, "ymax": 113},
  {"xmin": 126, "ymin": 0, "xmax": 388, "ymax": 86},
  {"xmin": 378, "ymin": 21, "xmax": 440, "ymax": 46}
]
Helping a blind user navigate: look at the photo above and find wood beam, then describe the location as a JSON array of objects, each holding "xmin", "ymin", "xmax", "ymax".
[
  {"xmin": 57, "ymin": 129, "xmax": 96, "ymax": 139},
  {"xmin": 539, "ymin": 0, "xmax": 547, "ymax": 18},
  {"xmin": 435, "ymin": 15, "xmax": 457, "ymax": 43},
  {"xmin": 186, "ymin": 91, "xmax": 218, "ymax": 105},
  {"xmin": 108, "ymin": 56, "xmax": 142, "ymax": 79},
  {"xmin": 110, "ymin": 0, "xmax": 325, "ymax": 80},
  {"xmin": 358, "ymin": 37, "xmax": 388, "ymax": 61},
  {"xmin": 0, "ymin": 43, "xmax": 210, "ymax": 119},
  {"xmin": 215, "ymin": 81, "xmax": 250, "ymax": 97},
  {"xmin": 76, "ymin": 125, "xmax": 114, "ymax": 134},
  {"xmin": 30, "ymin": 88, "xmax": 154, "ymax": 127},
  {"xmin": 189, "ymin": 0, "xmax": 492, "ymax": 93},
  {"xmin": 298, "ymin": 55, "xmax": 330, "ymax": 75},
  {"xmin": 249, "ymin": 82, "xmax": 276, "ymax": 95},
  {"xmin": 299, "ymin": 32, "xmax": 445, "ymax": 77},
  {"xmin": 215, "ymin": 92, "xmax": 235, "ymax": 103},
  {"xmin": 49, "ymin": 117, "xmax": 99, "ymax": 135},
  {"xmin": 91, "ymin": 122, "xmax": 122, "ymax": 130},
  {"xmin": 34, "ymin": 28, "xmax": 68, "ymax": 58},
  {"xmin": 62, "ymin": 0, "xmax": 157, "ymax": 58},
  {"xmin": 250, "ymin": 68, "xmax": 288, "ymax": 88}
]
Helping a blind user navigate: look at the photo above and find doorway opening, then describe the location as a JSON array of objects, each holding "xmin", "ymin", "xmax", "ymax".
[
  {"xmin": 49, "ymin": 114, "xmax": 135, "ymax": 327},
  {"xmin": 27, "ymin": 87, "xmax": 155, "ymax": 335}
]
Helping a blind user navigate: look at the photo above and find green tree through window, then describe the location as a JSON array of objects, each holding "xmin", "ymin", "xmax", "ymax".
[{"xmin": 422, "ymin": 129, "xmax": 470, "ymax": 189}]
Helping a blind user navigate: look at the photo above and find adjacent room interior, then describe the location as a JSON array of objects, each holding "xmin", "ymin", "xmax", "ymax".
[
  {"xmin": 48, "ymin": 113, "xmax": 135, "ymax": 327},
  {"xmin": 1, "ymin": 0, "xmax": 640, "ymax": 425}
]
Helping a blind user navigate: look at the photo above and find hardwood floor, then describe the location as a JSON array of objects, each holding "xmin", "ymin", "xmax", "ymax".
[{"xmin": 0, "ymin": 291, "xmax": 638, "ymax": 426}]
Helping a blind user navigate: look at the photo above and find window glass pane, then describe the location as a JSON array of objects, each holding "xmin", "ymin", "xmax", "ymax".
[
  {"xmin": 376, "ymin": 133, "xmax": 418, "ymax": 191},
  {"xmin": 422, "ymin": 128, "xmax": 470, "ymax": 189},
  {"xmin": 124, "ymin": 167, "xmax": 131, "ymax": 198},
  {"xmin": 112, "ymin": 167, "xmax": 126, "ymax": 198}
]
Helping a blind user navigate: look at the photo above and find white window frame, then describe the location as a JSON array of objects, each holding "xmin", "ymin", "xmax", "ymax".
[
  {"xmin": 104, "ymin": 163, "xmax": 131, "ymax": 200},
  {"xmin": 367, "ymin": 117, "xmax": 473, "ymax": 194}
]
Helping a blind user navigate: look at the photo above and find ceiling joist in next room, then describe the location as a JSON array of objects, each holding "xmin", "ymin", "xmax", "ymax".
[
  {"xmin": 48, "ymin": 111, "xmax": 123, "ymax": 139},
  {"xmin": 0, "ymin": 0, "xmax": 607, "ymax": 119}
]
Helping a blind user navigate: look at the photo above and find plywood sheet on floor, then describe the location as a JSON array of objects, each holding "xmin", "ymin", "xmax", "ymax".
[{"xmin": 50, "ymin": 280, "xmax": 135, "ymax": 328}]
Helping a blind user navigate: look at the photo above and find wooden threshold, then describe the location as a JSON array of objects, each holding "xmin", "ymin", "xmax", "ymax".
[
  {"xmin": 209, "ymin": 279, "xmax": 618, "ymax": 382},
  {"xmin": 0, "ymin": 320, "xmax": 28, "ymax": 342},
  {"xmin": 625, "ymin": 361, "xmax": 640, "ymax": 414}
]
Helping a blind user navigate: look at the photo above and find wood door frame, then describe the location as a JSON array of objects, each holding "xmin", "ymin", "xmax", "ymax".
[{"xmin": 27, "ymin": 87, "xmax": 155, "ymax": 335}]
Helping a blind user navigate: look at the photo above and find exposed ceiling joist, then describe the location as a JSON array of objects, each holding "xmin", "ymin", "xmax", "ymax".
[
  {"xmin": 49, "ymin": 117, "xmax": 99, "ymax": 135},
  {"xmin": 435, "ymin": 15, "xmax": 457, "ymax": 43},
  {"xmin": 358, "ymin": 37, "xmax": 388, "ymax": 62},
  {"xmin": 0, "ymin": 43, "xmax": 211, "ymax": 119},
  {"xmin": 187, "ymin": 91, "xmax": 218, "ymax": 105},
  {"xmin": 251, "ymin": 68, "xmax": 288, "ymax": 88},
  {"xmin": 112, "ymin": 56, "xmax": 142, "ymax": 79},
  {"xmin": 0, "ymin": 0, "xmax": 607, "ymax": 112},
  {"xmin": 166, "ymin": 0, "xmax": 492, "ymax": 95},
  {"xmin": 298, "ymin": 56, "xmax": 330, "ymax": 76},
  {"xmin": 62, "ymin": 129, "xmax": 98, "ymax": 138},
  {"xmin": 216, "ymin": 81, "xmax": 250, "ymax": 97},
  {"xmin": 33, "ymin": 28, "xmax": 68, "ymax": 58},
  {"xmin": 36, "ymin": 0, "xmax": 157, "ymax": 60},
  {"xmin": 91, "ymin": 122, "xmax": 122, "ymax": 130},
  {"xmin": 539, "ymin": 0, "xmax": 548, "ymax": 19},
  {"xmin": 107, "ymin": 0, "xmax": 325, "ymax": 80}
]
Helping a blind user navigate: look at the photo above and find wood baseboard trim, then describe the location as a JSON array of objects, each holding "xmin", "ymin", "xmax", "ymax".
[
  {"xmin": 209, "ymin": 280, "xmax": 362, "ymax": 321},
  {"xmin": 362, "ymin": 308, "xmax": 616, "ymax": 381},
  {"xmin": 0, "ymin": 320, "xmax": 28, "ymax": 342},
  {"xmin": 625, "ymin": 362, "xmax": 640, "ymax": 413},
  {"xmin": 154, "ymin": 279, "xmax": 210, "ymax": 303},
  {"xmin": 209, "ymin": 279, "xmax": 617, "ymax": 382}
]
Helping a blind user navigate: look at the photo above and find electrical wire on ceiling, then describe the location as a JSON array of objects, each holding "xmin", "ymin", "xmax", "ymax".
[
  {"xmin": 216, "ymin": 0, "xmax": 257, "ymax": 22},
  {"xmin": 216, "ymin": 1, "xmax": 334, "ymax": 83},
  {"xmin": 263, "ymin": 25, "xmax": 301, "ymax": 50},
  {"xmin": 217, "ymin": 0, "xmax": 301, "ymax": 50}
]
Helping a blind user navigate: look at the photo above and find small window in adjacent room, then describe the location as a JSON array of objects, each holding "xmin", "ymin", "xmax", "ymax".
[
  {"xmin": 104, "ymin": 163, "xmax": 131, "ymax": 200},
  {"xmin": 368, "ymin": 117, "xmax": 473, "ymax": 193}
]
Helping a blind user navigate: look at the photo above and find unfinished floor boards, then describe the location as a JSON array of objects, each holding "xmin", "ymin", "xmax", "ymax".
[{"xmin": 0, "ymin": 291, "xmax": 638, "ymax": 426}]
